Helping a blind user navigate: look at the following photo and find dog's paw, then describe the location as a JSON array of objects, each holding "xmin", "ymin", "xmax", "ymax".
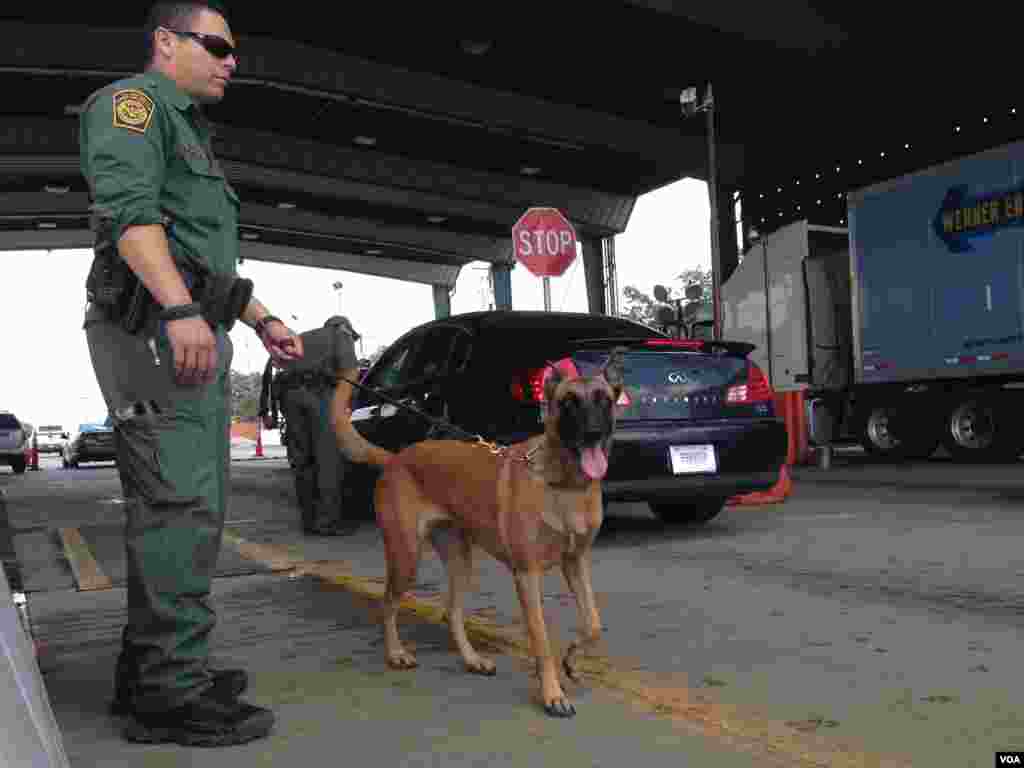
[
  {"xmin": 543, "ymin": 696, "xmax": 577, "ymax": 718},
  {"xmin": 386, "ymin": 650, "xmax": 418, "ymax": 670},
  {"xmin": 464, "ymin": 655, "xmax": 497, "ymax": 676}
]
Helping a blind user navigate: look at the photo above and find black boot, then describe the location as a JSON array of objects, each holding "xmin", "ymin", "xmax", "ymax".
[
  {"xmin": 112, "ymin": 661, "xmax": 248, "ymax": 716},
  {"xmin": 123, "ymin": 688, "xmax": 274, "ymax": 747}
]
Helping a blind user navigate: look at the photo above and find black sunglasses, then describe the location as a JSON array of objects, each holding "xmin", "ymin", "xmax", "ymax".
[{"xmin": 164, "ymin": 28, "xmax": 236, "ymax": 59}]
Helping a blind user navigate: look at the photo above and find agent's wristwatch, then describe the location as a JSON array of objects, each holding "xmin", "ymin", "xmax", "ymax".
[{"xmin": 253, "ymin": 314, "xmax": 283, "ymax": 337}]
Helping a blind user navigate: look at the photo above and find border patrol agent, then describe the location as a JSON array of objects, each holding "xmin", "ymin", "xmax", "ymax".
[
  {"xmin": 78, "ymin": 1, "xmax": 303, "ymax": 747},
  {"xmin": 259, "ymin": 316, "xmax": 362, "ymax": 535}
]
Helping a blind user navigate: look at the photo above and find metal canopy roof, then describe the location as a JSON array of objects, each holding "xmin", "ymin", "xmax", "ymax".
[{"xmin": 0, "ymin": 2, "xmax": 1020, "ymax": 284}]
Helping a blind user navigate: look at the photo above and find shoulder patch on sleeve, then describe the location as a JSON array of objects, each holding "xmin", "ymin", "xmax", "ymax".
[{"xmin": 112, "ymin": 89, "xmax": 155, "ymax": 134}]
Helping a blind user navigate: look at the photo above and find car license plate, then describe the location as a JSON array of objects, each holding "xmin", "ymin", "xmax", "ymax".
[{"xmin": 669, "ymin": 444, "xmax": 717, "ymax": 474}]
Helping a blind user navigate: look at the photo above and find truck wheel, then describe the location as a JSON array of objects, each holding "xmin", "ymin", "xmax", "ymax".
[
  {"xmin": 649, "ymin": 497, "xmax": 727, "ymax": 526},
  {"xmin": 942, "ymin": 398, "xmax": 1018, "ymax": 463},
  {"xmin": 859, "ymin": 406, "xmax": 938, "ymax": 461},
  {"xmin": 860, "ymin": 406, "xmax": 899, "ymax": 456}
]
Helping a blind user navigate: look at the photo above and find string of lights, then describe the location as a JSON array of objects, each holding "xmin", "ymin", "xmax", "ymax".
[{"xmin": 741, "ymin": 105, "xmax": 1022, "ymax": 234}]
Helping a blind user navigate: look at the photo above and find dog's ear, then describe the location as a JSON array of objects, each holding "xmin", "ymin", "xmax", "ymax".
[
  {"xmin": 543, "ymin": 362, "xmax": 565, "ymax": 404},
  {"xmin": 601, "ymin": 347, "xmax": 627, "ymax": 400}
]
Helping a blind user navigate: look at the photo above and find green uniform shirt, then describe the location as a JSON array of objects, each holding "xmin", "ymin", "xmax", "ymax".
[{"xmin": 79, "ymin": 70, "xmax": 239, "ymax": 280}]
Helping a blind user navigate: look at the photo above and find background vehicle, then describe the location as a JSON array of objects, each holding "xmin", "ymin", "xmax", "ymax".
[
  {"xmin": 649, "ymin": 282, "xmax": 715, "ymax": 342},
  {"xmin": 347, "ymin": 311, "xmax": 787, "ymax": 525},
  {"xmin": 62, "ymin": 421, "xmax": 116, "ymax": 469},
  {"xmin": 722, "ymin": 139, "xmax": 1024, "ymax": 463},
  {"xmin": 0, "ymin": 411, "xmax": 31, "ymax": 474},
  {"xmin": 34, "ymin": 425, "xmax": 68, "ymax": 455},
  {"xmin": 357, "ymin": 359, "xmax": 371, "ymax": 382}
]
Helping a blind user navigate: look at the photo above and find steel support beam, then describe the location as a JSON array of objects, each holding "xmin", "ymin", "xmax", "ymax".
[
  {"xmin": 706, "ymin": 85, "xmax": 723, "ymax": 339},
  {"xmin": 603, "ymin": 237, "xmax": 619, "ymax": 316},
  {"xmin": 0, "ymin": 229, "xmax": 92, "ymax": 252},
  {"xmin": 0, "ymin": 229, "xmax": 463, "ymax": 286},
  {"xmin": 491, "ymin": 264, "xmax": 512, "ymax": 310},
  {"xmin": 236, "ymin": 242, "xmax": 462, "ymax": 287},
  {"xmin": 582, "ymin": 238, "xmax": 606, "ymax": 315},
  {"xmin": 432, "ymin": 284, "xmax": 451, "ymax": 319},
  {"xmin": 719, "ymin": 185, "xmax": 739, "ymax": 285},
  {"xmin": 0, "ymin": 21, "xmax": 712, "ymax": 169},
  {"xmin": 0, "ymin": 118, "xmax": 637, "ymax": 238}
]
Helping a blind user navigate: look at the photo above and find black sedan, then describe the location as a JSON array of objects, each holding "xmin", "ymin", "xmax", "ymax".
[
  {"xmin": 346, "ymin": 311, "xmax": 788, "ymax": 526},
  {"xmin": 62, "ymin": 422, "xmax": 117, "ymax": 469}
]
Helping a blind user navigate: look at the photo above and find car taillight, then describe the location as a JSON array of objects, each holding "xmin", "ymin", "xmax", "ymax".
[
  {"xmin": 644, "ymin": 339, "xmax": 704, "ymax": 350},
  {"xmin": 511, "ymin": 358, "xmax": 579, "ymax": 402},
  {"xmin": 726, "ymin": 362, "xmax": 774, "ymax": 404}
]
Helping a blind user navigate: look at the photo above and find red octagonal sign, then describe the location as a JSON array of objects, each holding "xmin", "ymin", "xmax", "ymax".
[{"xmin": 512, "ymin": 207, "xmax": 578, "ymax": 278}]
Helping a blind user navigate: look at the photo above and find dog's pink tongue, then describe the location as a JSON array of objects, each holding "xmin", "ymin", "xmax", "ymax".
[{"xmin": 581, "ymin": 446, "xmax": 608, "ymax": 479}]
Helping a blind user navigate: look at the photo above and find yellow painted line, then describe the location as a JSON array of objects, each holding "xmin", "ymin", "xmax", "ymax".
[
  {"xmin": 57, "ymin": 527, "xmax": 112, "ymax": 591},
  {"xmin": 221, "ymin": 531, "xmax": 300, "ymax": 573},
  {"xmin": 224, "ymin": 530, "xmax": 914, "ymax": 768}
]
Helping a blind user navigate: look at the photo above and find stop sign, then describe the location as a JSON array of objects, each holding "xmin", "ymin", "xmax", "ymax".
[{"xmin": 512, "ymin": 207, "xmax": 578, "ymax": 278}]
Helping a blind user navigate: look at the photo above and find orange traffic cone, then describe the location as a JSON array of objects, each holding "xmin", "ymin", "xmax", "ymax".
[{"xmin": 727, "ymin": 390, "xmax": 806, "ymax": 506}]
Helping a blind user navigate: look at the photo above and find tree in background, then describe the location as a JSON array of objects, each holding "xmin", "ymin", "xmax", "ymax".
[
  {"xmin": 230, "ymin": 370, "xmax": 263, "ymax": 422},
  {"xmin": 621, "ymin": 266, "xmax": 713, "ymax": 324}
]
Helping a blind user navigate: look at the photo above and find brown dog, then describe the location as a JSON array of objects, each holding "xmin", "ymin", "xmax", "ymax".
[{"xmin": 332, "ymin": 348, "xmax": 626, "ymax": 718}]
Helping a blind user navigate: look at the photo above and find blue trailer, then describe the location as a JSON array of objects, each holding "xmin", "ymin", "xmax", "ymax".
[{"xmin": 723, "ymin": 140, "xmax": 1024, "ymax": 462}]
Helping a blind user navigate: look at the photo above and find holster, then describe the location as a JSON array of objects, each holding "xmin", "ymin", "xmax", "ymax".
[
  {"xmin": 86, "ymin": 214, "xmax": 153, "ymax": 335},
  {"xmin": 86, "ymin": 213, "xmax": 253, "ymax": 335}
]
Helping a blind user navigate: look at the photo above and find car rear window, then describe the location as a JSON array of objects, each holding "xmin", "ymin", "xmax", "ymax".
[
  {"xmin": 0, "ymin": 414, "xmax": 19, "ymax": 429},
  {"xmin": 573, "ymin": 349, "xmax": 747, "ymax": 420},
  {"xmin": 40, "ymin": 425, "xmax": 63, "ymax": 432}
]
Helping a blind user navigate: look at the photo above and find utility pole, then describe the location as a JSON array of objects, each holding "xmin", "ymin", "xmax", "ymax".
[
  {"xmin": 705, "ymin": 83, "xmax": 722, "ymax": 340},
  {"xmin": 680, "ymin": 82, "xmax": 722, "ymax": 339}
]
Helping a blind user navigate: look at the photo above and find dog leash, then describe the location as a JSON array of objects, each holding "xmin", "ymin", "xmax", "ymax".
[{"xmin": 329, "ymin": 370, "xmax": 542, "ymax": 465}]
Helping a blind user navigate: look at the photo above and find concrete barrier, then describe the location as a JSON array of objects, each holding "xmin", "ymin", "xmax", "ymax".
[{"xmin": 0, "ymin": 489, "xmax": 71, "ymax": 767}]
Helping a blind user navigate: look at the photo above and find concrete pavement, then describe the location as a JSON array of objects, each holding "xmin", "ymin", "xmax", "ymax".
[
  {"xmin": 5, "ymin": 452, "xmax": 1024, "ymax": 766},
  {"xmin": 32, "ymin": 571, "xmax": 779, "ymax": 768}
]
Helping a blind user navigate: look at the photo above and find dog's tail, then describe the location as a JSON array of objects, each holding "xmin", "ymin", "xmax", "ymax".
[{"xmin": 330, "ymin": 379, "xmax": 395, "ymax": 468}]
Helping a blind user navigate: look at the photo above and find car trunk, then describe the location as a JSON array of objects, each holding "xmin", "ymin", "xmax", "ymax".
[{"xmin": 571, "ymin": 347, "xmax": 749, "ymax": 422}]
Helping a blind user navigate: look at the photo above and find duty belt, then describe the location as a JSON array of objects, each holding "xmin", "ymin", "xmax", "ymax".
[{"xmin": 282, "ymin": 370, "xmax": 335, "ymax": 391}]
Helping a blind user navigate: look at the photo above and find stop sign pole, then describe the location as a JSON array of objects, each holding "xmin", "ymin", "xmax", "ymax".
[{"xmin": 511, "ymin": 207, "xmax": 579, "ymax": 311}]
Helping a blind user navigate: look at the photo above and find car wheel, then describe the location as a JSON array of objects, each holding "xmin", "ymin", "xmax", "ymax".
[
  {"xmin": 649, "ymin": 497, "xmax": 727, "ymax": 526},
  {"xmin": 11, "ymin": 458, "xmax": 27, "ymax": 475}
]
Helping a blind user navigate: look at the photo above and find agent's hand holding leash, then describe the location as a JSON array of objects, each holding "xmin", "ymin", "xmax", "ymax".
[{"xmin": 253, "ymin": 313, "xmax": 304, "ymax": 365}]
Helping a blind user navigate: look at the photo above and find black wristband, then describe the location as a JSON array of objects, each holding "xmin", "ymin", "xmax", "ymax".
[
  {"xmin": 254, "ymin": 314, "xmax": 282, "ymax": 337},
  {"xmin": 159, "ymin": 302, "xmax": 202, "ymax": 322}
]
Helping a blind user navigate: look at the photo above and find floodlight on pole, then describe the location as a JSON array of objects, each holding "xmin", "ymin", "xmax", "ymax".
[{"xmin": 332, "ymin": 281, "xmax": 343, "ymax": 314}]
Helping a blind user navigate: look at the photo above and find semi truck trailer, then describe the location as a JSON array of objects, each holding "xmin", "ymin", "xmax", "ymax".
[{"xmin": 722, "ymin": 140, "xmax": 1024, "ymax": 462}]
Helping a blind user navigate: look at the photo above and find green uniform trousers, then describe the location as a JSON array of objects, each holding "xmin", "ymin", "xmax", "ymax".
[
  {"xmin": 84, "ymin": 305, "xmax": 232, "ymax": 713},
  {"xmin": 281, "ymin": 384, "xmax": 347, "ymax": 531}
]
